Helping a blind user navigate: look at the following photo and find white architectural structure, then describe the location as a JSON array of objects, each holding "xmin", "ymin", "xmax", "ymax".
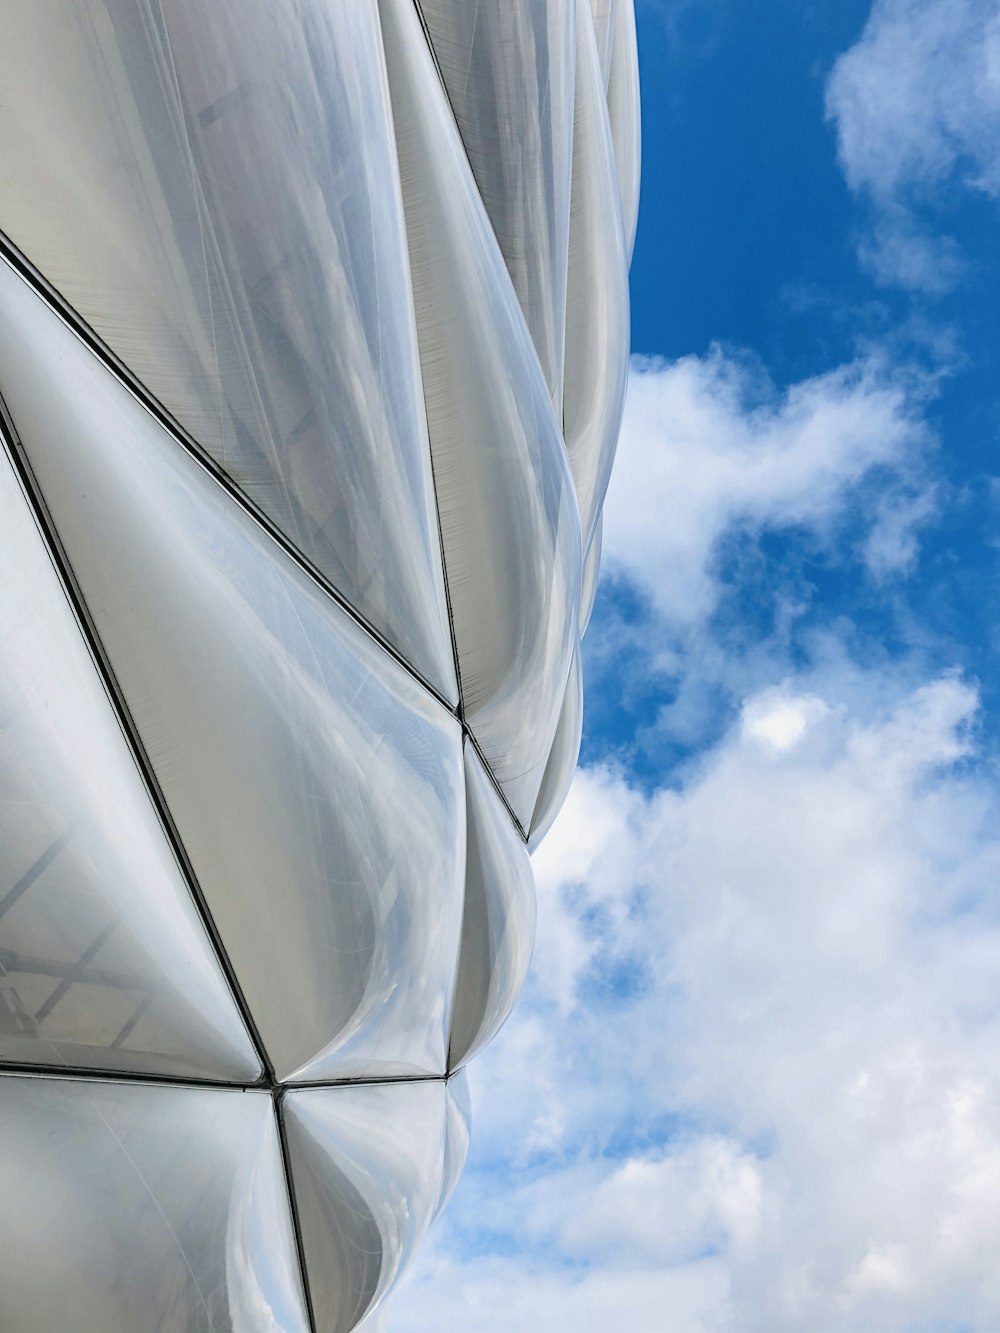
[{"xmin": 0, "ymin": 1, "xmax": 638, "ymax": 1328}]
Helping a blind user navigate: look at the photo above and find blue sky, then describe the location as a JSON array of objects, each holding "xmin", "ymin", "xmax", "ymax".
[{"xmin": 392, "ymin": 2, "xmax": 1000, "ymax": 1330}]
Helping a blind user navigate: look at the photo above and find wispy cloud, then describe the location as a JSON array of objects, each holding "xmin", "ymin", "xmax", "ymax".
[
  {"xmin": 826, "ymin": 0, "xmax": 1000, "ymax": 291},
  {"xmin": 605, "ymin": 349, "xmax": 937, "ymax": 625}
]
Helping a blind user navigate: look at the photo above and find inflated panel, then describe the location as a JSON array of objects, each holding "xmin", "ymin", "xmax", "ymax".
[
  {"xmin": 589, "ymin": 0, "xmax": 619, "ymax": 84},
  {"xmin": 0, "ymin": 442, "xmax": 258, "ymax": 1083},
  {"xmin": 608, "ymin": 0, "xmax": 642, "ymax": 261},
  {"xmin": 529, "ymin": 647, "xmax": 584, "ymax": 851},
  {"xmin": 284, "ymin": 1080, "xmax": 447, "ymax": 1333},
  {"xmin": 580, "ymin": 514, "xmax": 604, "ymax": 635},
  {"xmin": 449, "ymin": 746, "xmax": 536, "ymax": 1070},
  {"xmin": 438, "ymin": 1069, "xmax": 473, "ymax": 1218},
  {"xmin": 0, "ymin": 0, "xmax": 456, "ymax": 700},
  {"xmin": 418, "ymin": 0, "xmax": 575, "ymax": 407},
  {"xmin": 380, "ymin": 0, "xmax": 582, "ymax": 828},
  {"xmin": 563, "ymin": 0, "xmax": 630, "ymax": 552},
  {"xmin": 0, "ymin": 1076, "xmax": 308, "ymax": 1332},
  {"xmin": 0, "ymin": 260, "xmax": 465, "ymax": 1085}
]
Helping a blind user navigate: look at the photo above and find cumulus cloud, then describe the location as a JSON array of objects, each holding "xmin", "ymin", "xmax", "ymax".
[
  {"xmin": 602, "ymin": 350, "xmax": 935, "ymax": 624},
  {"xmin": 826, "ymin": 0, "xmax": 1000, "ymax": 290},
  {"xmin": 740, "ymin": 688, "xmax": 829, "ymax": 751},
  {"xmin": 393, "ymin": 666, "xmax": 1000, "ymax": 1332}
]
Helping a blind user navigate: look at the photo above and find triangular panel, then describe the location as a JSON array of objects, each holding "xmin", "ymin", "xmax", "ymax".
[
  {"xmin": 0, "ymin": 1, "xmax": 456, "ymax": 700},
  {"xmin": 449, "ymin": 746, "xmax": 536, "ymax": 1069},
  {"xmin": 608, "ymin": 0, "xmax": 642, "ymax": 260},
  {"xmin": 418, "ymin": 0, "xmax": 576, "ymax": 407},
  {"xmin": 0, "ymin": 444, "xmax": 258, "ymax": 1082},
  {"xmin": 580, "ymin": 514, "xmax": 604, "ymax": 635},
  {"xmin": 529, "ymin": 647, "xmax": 584, "ymax": 851},
  {"xmin": 437, "ymin": 1069, "xmax": 473, "ymax": 1219},
  {"xmin": 0, "ymin": 1075, "xmax": 309, "ymax": 1332},
  {"xmin": 563, "ymin": 0, "xmax": 631, "ymax": 551},
  {"xmin": 589, "ymin": 0, "xmax": 619, "ymax": 85},
  {"xmin": 0, "ymin": 260, "xmax": 465, "ymax": 1085},
  {"xmin": 284, "ymin": 1080, "xmax": 448, "ymax": 1333},
  {"xmin": 379, "ymin": 0, "xmax": 582, "ymax": 828}
]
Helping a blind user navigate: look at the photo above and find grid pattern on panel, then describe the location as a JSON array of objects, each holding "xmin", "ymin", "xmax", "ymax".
[{"xmin": 0, "ymin": 1, "xmax": 638, "ymax": 1330}]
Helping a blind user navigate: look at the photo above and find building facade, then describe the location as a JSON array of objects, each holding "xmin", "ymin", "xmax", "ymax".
[{"xmin": 0, "ymin": 1, "xmax": 638, "ymax": 1328}]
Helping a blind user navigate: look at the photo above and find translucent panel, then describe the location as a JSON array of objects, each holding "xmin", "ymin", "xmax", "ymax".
[
  {"xmin": 564, "ymin": 0, "xmax": 631, "ymax": 552},
  {"xmin": 379, "ymin": 0, "xmax": 583, "ymax": 829},
  {"xmin": 608, "ymin": 0, "xmax": 642, "ymax": 261},
  {"xmin": 589, "ymin": 0, "xmax": 619, "ymax": 85},
  {"xmin": 0, "ymin": 260, "xmax": 465, "ymax": 1085},
  {"xmin": 417, "ymin": 0, "xmax": 575, "ymax": 407},
  {"xmin": 449, "ymin": 747, "xmax": 536, "ymax": 1070},
  {"xmin": 580, "ymin": 514, "xmax": 604, "ymax": 635},
  {"xmin": 0, "ymin": 1, "xmax": 456, "ymax": 700},
  {"xmin": 438, "ymin": 1069, "xmax": 473, "ymax": 1218},
  {"xmin": 529, "ymin": 648, "xmax": 584, "ymax": 851},
  {"xmin": 0, "ymin": 448, "xmax": 259, "ymax": 1083},
  {"xmin": 0, "ymin": 1075, "xmax": 308, "ymax": 1332},
  {"xmin": 284, "ymin": 1080, "xmax": 447, "ymax": 1333}
]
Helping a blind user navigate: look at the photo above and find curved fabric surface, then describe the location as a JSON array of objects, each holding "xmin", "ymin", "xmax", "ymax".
[
  {"xmin": 284, "ymin": 1080, "xmax": 447, "ymax": 1333},
  {"xmin": 0, "ymin": 260, "xmax": 465, "ymax": 1086},
  {"xmin": 380, "ymin": 0, "xmax": 583, "ymax": 829},
  {"xmin": 564, "ymin": 0, "xmax": 631, "ymax": 553},
  {"xmin": 608, "ymin": 0, "xmax": 642, "ymax": 261},
  {"xmin": 438, "ymin": 1070, "xmax": 473, "ymax": 1219},
  {"xmin": 580, "ymin": 514, "xmax": 605, "ymax": 635},
  {"xmin": 0, "ymin": 0, "xmax": 456, "ymax": 701},
  {"xmin": 0, "ymin": 4, "xmax": 641, "ymax": 1327},
  {"xmin": 449, "ymin": 746, "xmax": 537, "ymax": 1070},
  {"xmin": 0, "ymin": 1076, "xmax": 308, "ymax": 1332},
  {"xmin": 0, "ymin": 442, "xmax": 259, "ymax": 1083},
  {"xmin": 589, "ymin": 0, "xmax": 619, "ymax": 84},
  {"xmin": 529, "ymin": 647, "xmax": 585, "ymax": 851},
  {"xmin": 418, "ymin": 0, "xmax": 576, "ymax": 408}
]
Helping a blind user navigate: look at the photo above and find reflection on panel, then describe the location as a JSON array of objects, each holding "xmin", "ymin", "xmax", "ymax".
[
  {"xmin": 418, "ymin": 0, "xmax": 575, "ymax": 407},
  {"xmin": 438, "ymin": 1069, "xmax": 472, "ymax": 1218},
  {"xmin": 0, "ymin": 1076, "xmax": 308, "ymax": 1332},
  {"xmin": 0, "ymin": 260, "xmax": 465, "ymax": 1085},
  {"xmin": 0, "ymin": 445, "xmax": 259, "ymax": 1083},
  {"xmin": 608, "ymin": 0, "xmax": 642, "ymax": 261},
  {"xmin": 284, "ymin": 1080, "xmax": 447, "ymax": 1333},
  {"xmin": 529, "ymin": 648, "xmax": 584, "ymax": 851},
  {"xmin": 380, "ymin": 0, "xmax": 582, "ymax": 828},
  {"xmin": 589, "ymin": 0, "xmax": 619, "ymax": 85},
  {"xmin": 580, "ymin": 515, "xmax": 604, "ymax": 635},
  {"xmin": 564, "ymin": 0, "xmax": 631, "ymax": 552},
  {"xmin": 0, "ymin": 1, "xmax": 456, "ymax": 699},
  {"xmin": 449, "ymin": 747, "xmax": 536, "ymax": 1070}
]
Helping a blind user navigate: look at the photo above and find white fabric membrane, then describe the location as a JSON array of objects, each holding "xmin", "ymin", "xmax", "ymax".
[
  {"xmin": 379, "ymin": 0, "xmax": 583, "ymax": 830},
  {"xmin": 0, "ymin": 1076, "xmax": 309, "ymax": 1332},
  {"xmin": 0, "ymin": 439, "xmax": 259, "ymax": 1083},
  {"xmin": 0, "ymin": 259, "xmax": 466, "ymax": 1087},
  {"xmin": 0, "ymin": 0, "xmax": 641, "ymax": 1324},
  {"xmin": 0, "ymin": 0, "xmax": 457, "ymax": 700}
]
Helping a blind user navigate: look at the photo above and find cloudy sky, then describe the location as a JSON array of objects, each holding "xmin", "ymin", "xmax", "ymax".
[{"xmin": 393, "ymin": 2, "xmax": 1000, "ymax": 1329}]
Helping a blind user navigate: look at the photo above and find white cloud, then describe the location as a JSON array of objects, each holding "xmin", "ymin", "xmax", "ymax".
[
  {"xmin": 741, "ymin": 689, "xmax": 829, "ymax": 752},
  {"xmin": 862, "ymin": 480, "xmax": 942, "ymax": 577},
  {"xmin": 391, "ymin": 665, "xmax": 1000, "ymax": 1332},
  {"xmin": 393, "ymin": 1253, "xmax": 728, "ymax": 1333},
  {"xmin": 558, "ymin": 1137, "xmax": 764, "ymax": 1263},
  {"xmin": 826, "ymin": 0, "xmax": 1000, "ymax": 290},
  {"xmin": 602, "ymin": 350, "xmax": 934, "ymax": 623}
]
